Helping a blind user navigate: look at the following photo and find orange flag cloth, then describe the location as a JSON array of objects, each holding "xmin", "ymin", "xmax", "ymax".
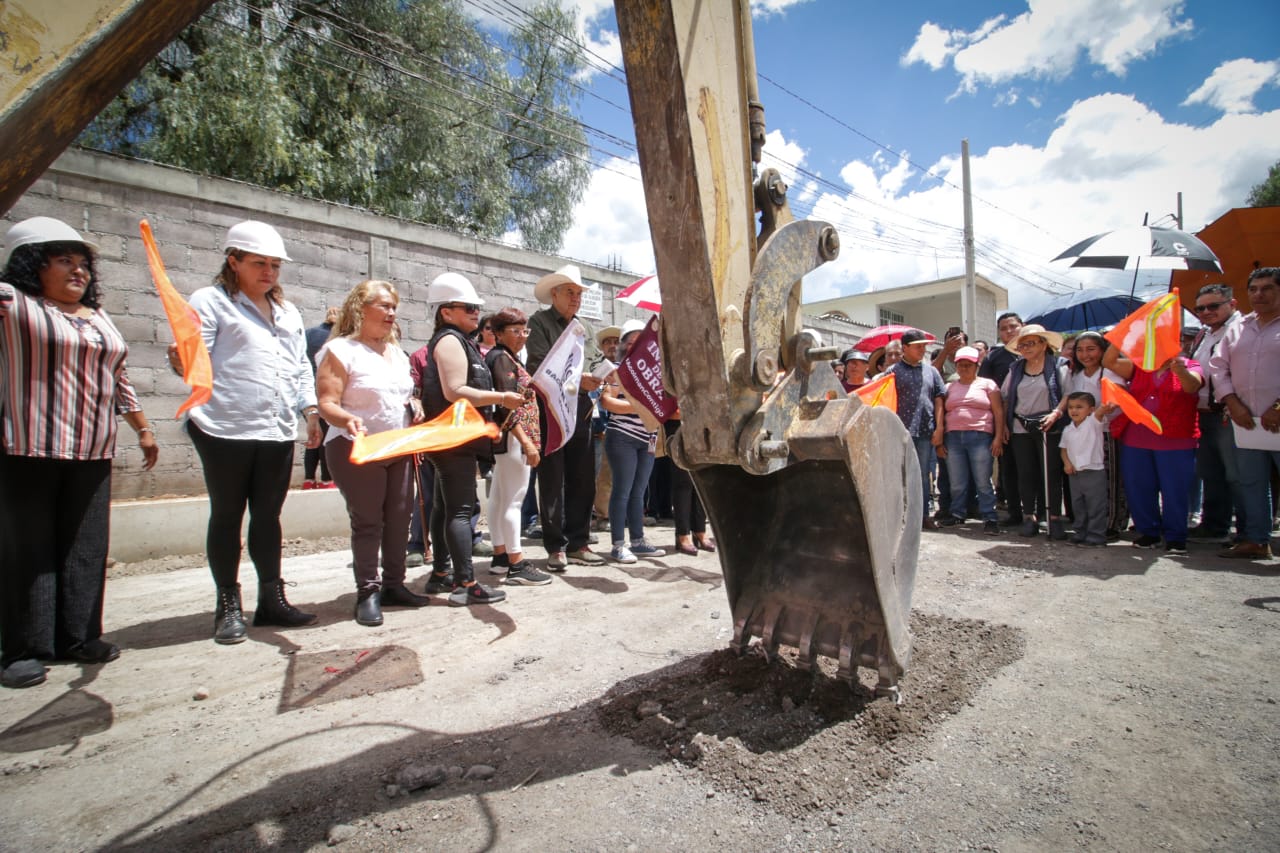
[
  {"xmin": 1104, "ymin": 289, "xmax": 1182, "ymax": 371},
  {"xmin": 349, "ymin": 400, "xmax": 499, "ymax": 464},
  {"xmin": 141, "ymin": 220, "xmax": 213, "ymax": 417},
  {"xmin": 1101, "ymin": 377, "xmax": 1163, "ymax": 435},
  {"xmin": 855, "ymin": 373, "xmax": 897, "ymax": 409}
]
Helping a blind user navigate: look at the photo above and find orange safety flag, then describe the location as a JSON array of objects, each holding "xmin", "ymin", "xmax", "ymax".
[
  {"xmin": 1101, "ymin": 377, "xmax": 1162, "ymax": 435},
  {"xmin": 140, "ymin": 220, "xmax": 213, "ymax": 417},
  {"xmin": 854, "ymin": 373, "xmax": 897, "ymax": 409},
  {"xmin": 1104, "ymin": 289, "xmax": 1182, "ymax": 371},
  {"xmin": 349, "ymin": 400, "xmax": 499, "ymax": 464}
]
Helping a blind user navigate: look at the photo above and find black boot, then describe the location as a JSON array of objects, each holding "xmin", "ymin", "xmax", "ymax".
[
  {"xmin": 214, "ymin": 585, "xmax": 248, "ymax": 645},
  {"xmin": 355, "ymin": 589, "xmax": 383, "ymax": 626},
  {"xmin": 253, "ymin": 579, "xmax": 318, "ymax": 627}
]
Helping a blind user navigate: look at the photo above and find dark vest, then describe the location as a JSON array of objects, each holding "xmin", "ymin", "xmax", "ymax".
[
  {"xmin": 419, "ymin": 326, "xmax": 494, "ymax": 455},
  {"xmin": 1004, "ymin": 356, "xmax": 1064, "ymax": 433}
]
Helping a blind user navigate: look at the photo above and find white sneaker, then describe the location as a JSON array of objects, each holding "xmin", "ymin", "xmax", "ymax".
[{"xmin": 610, "ymin": 544, "xmax": 636, "ymax": 564}]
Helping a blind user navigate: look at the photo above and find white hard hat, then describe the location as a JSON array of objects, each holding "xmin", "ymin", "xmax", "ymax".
[
  {"xmin": 3, "ymin": 216, "xmax": 98, "ymax": 265},
  {"xmin": 620, "ymin": 318, "xmax": 648, "ymax": 339},
  {"xmin": 222, "ymin": 220, "xmax": 291, "ymax": 261},
  {"xmin": 428, "ymin": 272, "xmax": 485, "ymax": 306}
]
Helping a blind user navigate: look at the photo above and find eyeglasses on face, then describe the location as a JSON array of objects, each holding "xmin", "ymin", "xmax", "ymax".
[
  {"xmin": 444, "ymin": 303, "xmax": 481, "ymax": 313},
  {"xmin": 1193, "ymin": 301, "xmax": 1227, "ymax": 313},
  {"xmin": 499, "ymin": 327, "xmax": 531, "ymax": 337},
  {"xmin": 1016, "ymin": 338, "xmax": 1044, "ymax": 350}
]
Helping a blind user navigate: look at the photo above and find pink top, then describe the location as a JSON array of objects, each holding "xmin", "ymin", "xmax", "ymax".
[{"xmin": 944, "ymin": 377, "xmax": 999, "ymax": 433}]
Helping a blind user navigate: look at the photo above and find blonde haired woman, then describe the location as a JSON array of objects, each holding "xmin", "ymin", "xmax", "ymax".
[{"xmin": 317, "ymin": 280, "xmax": 429, "ymax": 626}]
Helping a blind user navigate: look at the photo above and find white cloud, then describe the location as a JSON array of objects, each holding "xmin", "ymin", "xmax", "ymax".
[
  {"xmin": 1183, "ymin": 58, "xmax": 1280, "ymax": 114},
  {"xmin": 555, "ymin": 157, "xmax": 655, "ymax": 275},
  {"xmin": 750, "ymin": 0, "xmax": 815, "ymax": 18},
  {"xmin": 904, "ymin": 0, "xmax": 1193, "ymax": 92},
  {"xmin": 552, "ymin": 93, "xmax": 1280, "ymax": 319}
]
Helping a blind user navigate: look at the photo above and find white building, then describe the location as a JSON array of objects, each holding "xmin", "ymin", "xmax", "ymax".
[{"xmin": 805, "ymin": 274, "xmax": 1009, "ymax": 345}]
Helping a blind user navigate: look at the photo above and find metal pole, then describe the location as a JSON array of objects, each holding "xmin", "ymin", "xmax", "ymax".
[
  {"xmin": 961, "ymin": 139, "xmax": 977, "ymax": 338},
  {"xmin": 1176, "ymin": 192, "xmax": 1183, "ymax": 230}
]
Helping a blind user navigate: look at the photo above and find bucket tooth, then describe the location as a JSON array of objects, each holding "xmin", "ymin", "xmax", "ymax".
[
  {"xmin": 758, "ymin": 601, "xmax": 785, "ymax": 660},
  {"xmin": 795, "ymin": 612, "xmax": 820, "ymax": 671}
]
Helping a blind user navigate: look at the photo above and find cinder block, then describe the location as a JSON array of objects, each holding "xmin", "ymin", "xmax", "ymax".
[
  {"xmin": 111, "ymin": 313, "xmax": 157, "ymax": 344},
  {"xmin": 127, "ymin": 189, "xmax": 194, "ymax": 223}
]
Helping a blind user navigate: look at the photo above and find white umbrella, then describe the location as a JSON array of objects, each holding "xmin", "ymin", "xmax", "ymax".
[{"xmin": 616, "ymin": 274, "xmax": 661, "ymax": 312}]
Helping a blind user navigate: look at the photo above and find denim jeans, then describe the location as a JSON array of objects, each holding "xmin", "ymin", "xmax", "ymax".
[
  {"xmin": 911, "ymin": 435, "xmax": 935, "ymax": 519},
  {"xmin": 1197, "ymin": 411, "xmax": 1246, "ymax": 535},
  {"xmin": 945, "ymin": 430, "xmax": 998, "ymax": 521},
  {"xmin": 605, "ymin": 431, "xmax": 655, "ymax": 545},
  {"xmin": 1235, "ymin": 447, "xmax": 1280, "ymax": 545}
]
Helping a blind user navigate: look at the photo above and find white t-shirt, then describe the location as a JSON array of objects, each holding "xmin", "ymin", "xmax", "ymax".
[
  {"xmin": 317, "ymin": 336, "xmax": 414, "ymax": 442},
  {"xmin": 1060, "ymin": 416, "xmax": 1105, "ymax": 471}
]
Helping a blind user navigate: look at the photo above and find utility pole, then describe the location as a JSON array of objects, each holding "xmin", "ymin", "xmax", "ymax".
[{"xmin": 961, "ymin": 139, "xmax": 977, "ymax": 338}]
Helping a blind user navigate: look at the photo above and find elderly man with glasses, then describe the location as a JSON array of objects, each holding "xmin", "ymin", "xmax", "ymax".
[
  {"xmin": 525, "ymin": 265, "xmax": 606, "ymax": 570},
  {"xmin": 1210, "ymin": 268, "xmax": 1280, "ymax": 560},
  {"xmin": 1187, "ymin": 283, "xmax": 1246, "ymax": 544}
]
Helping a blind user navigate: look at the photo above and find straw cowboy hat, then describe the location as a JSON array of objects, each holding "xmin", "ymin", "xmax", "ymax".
[
  {"xmin": 534, "ymin": 263, "xmax": 596, "ymax": 304},
  {"xmin": 1005, "ymin": 323, "xmax": 1065, "ymax": 353},
  {"xmin": 595, "ymin": 325, "xmax": 622, "ymax": 346}
]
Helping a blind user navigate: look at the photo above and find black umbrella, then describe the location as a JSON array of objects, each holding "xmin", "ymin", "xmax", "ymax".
[{"xmin": 1052, "ymin": 225, "xmax": 1223, "ymax": 299}]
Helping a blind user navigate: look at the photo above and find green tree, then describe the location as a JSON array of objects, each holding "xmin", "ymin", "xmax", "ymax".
[
  {"xmin": 1247, "ymin": 159, "xmax": 1280, "ymax": 207},
  {"xmin": 80, "ymin": 0, "xmax": 589, "ymax": 248}
]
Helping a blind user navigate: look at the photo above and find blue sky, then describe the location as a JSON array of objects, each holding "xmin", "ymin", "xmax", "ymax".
[{"xmin": 469, "ymin": 0, "xmax": 1280, "ymax": 316}]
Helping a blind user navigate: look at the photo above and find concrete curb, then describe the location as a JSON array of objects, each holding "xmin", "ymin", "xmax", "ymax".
[{"xmin": 109, "ymin": 488, "xmax": 350, "ymax": 563}]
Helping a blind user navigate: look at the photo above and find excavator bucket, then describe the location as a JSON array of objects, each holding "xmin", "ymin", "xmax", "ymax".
[
  {"xmin": 693, "ymin": 399, "xmax": 921, "ymax": 697},
  {"xmin": 617, "ymin": 0, "xmax": 922, "ymax": 697}
]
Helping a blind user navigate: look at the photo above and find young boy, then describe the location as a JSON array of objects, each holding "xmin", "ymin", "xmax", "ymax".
[{"xmin": 1059, "ymin": 391, "xmax": 1116, "ymax": 546}]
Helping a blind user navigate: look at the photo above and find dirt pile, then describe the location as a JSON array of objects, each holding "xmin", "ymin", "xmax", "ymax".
[{"xmin": 600, "ymin": 613, "xmax": 1024, "ymax": 819}]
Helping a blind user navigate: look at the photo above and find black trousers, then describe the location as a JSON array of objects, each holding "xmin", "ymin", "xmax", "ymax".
[
  {"xmin": 664, "ymin": 422, "xmax": 705, "ymax": 536},
  {"xmin": 188, "ymin": 422, "xmax": 294, "ymax": 588},
  {"xmin": 1011, "ymin": 430, "xmax": 1064, "ymax": 522},
  {"xmin": 427, "ymin": 450, "xmax": 479, "ymax": 587},
  {"xmin": 537, "ymin": 394, "xmax": 596, "ymax": 554},
  {"xmin": 303, "ymin": 418, "xmax": 332, "ymax": 481},
  {"xmin": 0, "ymin": 451, "xmax": 112, "ymax": 664}
]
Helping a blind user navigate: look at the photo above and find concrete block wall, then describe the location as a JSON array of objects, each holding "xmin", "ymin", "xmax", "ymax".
[
  {"xmin": 4, "ymin": 149, "xmax": 644, "ymax": 498},
  {"xmin": 5, "ymin": 149, "xmax": 859, "ymax": 500}
]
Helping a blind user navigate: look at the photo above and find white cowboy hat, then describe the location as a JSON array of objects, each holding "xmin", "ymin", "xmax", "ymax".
[
  {"xmin": 534, "ymin": 263, "xmax": 592, "ymax": 304},
  {"xmin": 595, "ymin": 325, "xmax": 622, "ymax": 345},
  {"xmin": 1005, "ymin": 323, "xmax": 1065, "ymax": 353}
]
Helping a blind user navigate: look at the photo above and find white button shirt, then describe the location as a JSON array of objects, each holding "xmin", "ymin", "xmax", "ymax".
[{"xmin": 186, "ymin": 285, "xmax": 317, "ymax": 441}]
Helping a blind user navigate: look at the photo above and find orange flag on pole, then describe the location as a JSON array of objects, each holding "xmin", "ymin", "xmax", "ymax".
[
  {"xmin": 140, "ymin": 220, "xmax": 213, "ymax": 417},
  {"xmin": 1101, "ymin": 377, "xmax": 1163, "ymax": 435},
  {"xmin": 349, "ymin": 400, "xmax": 499, "ymax": 464},
  {"xmin": 854, "ymin": 373, "xmax": 897, "ymax": 410},
  {"xmin": 1103, "ymin": 289, "xmax": 1182, "ymax": 371}
]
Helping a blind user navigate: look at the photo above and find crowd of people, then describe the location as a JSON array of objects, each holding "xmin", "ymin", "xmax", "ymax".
[
  {"xmin": 857, "ymin": 289, "xmax": 1280, "ymax": 561},
  {"xmin": 1, "ymin": 213, "xmax": 1276, "ymax": 691}
]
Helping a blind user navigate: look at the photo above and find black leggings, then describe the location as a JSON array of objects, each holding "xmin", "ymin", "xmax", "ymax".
[
  {"xmin": 428, "ymin": 450, "xmax": 479, "ymax": 587},
  {"xmin": 188, "ymin": 422, "xmax": 294, "ymax": 588}
]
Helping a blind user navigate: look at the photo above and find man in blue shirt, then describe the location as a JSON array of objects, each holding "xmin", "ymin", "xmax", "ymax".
[{"xmin": 888, "ymin": 329, "xmax": 947, "ymax": 530}]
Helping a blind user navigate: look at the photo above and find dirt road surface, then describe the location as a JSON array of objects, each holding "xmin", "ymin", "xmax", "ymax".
[{"xmin": 1, "ymin": 523, "xmax": 1276, "ymax": 851}]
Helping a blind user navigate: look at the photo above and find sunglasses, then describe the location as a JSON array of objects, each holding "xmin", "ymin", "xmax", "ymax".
[
  {"xmin": 444, "ymin": 303, "xmax": 481, "ymax": 313},
  {"xmin": 1193, "ymin": 301, "xmax": 1227, "ymax": 313}
]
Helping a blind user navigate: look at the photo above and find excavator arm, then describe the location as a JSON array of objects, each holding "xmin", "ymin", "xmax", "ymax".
[{"xmin": 615, "ymin": 0, "xmax": 919, "ymax": 698}]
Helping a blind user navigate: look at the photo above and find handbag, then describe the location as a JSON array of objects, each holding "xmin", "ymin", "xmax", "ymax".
[{"xmin": 1016, "ymin": 411, "xmax": 1064, "ymax": 434}]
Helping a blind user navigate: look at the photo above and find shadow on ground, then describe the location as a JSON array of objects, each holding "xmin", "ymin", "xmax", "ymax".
[{"xmin": 100, "ymin": 611, "xmax": 1022, "ymax": 850}]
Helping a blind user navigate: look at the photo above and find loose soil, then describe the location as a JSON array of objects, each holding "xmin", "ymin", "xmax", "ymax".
[{"xmin": 0, "ymin": 522, "xmax": 1276, "ymax": 852}]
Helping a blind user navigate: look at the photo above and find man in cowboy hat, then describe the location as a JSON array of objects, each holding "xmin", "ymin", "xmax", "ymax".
[{"xmin": 526, "ymin": 264, "xmax": 606, "ymax": 569}]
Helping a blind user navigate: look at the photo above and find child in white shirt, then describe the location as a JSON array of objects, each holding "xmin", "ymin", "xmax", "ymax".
[{"xmin": 1060, "ymin": 391, "xmax": 1117, "ymax": 546}]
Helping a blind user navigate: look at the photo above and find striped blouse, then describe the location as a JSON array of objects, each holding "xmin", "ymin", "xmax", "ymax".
[{"xmin": 0, "ymin": 283, "xmax": 142, "ymax": 460}]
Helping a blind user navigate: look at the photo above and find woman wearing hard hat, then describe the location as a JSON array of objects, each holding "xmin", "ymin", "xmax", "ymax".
[
  {"xmin": 176, "ymin": 220, "xmax": 321, "ymax": 644},
  {"xmin": 0, "ymin": 217, "xmax": 159, "ymax": 688},
  {"xmin": 418, "ymin": 272, "xmax": 525, "ymax": 606}
]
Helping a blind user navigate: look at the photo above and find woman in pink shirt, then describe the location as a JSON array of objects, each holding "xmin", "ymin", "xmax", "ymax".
[{"xmin": 940, "ymin": 347, "xmax": 1006, "ymax": 534}]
